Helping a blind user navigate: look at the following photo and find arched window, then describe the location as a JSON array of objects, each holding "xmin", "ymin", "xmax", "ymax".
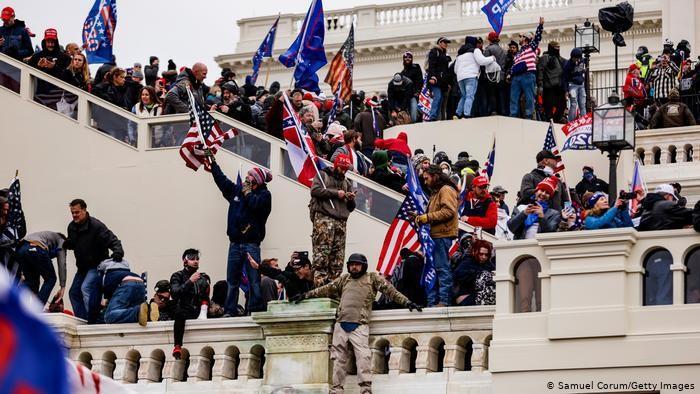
[
  {"xmin": 514, "ymin": 257, "xmax": 542, "ymax": 313},
  {"xmin": 685, "ymin": 248, "xmax": 700, "ymax": 304},
  {"xmin": 644, "ymin": 249, "xmax": 673, "ymax": 306}
]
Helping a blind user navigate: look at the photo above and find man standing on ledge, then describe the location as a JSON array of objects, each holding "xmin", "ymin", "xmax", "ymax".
[
  {"xmin": 65, "ymin": 198, "xmax": 124, "ymax": 322},
  {"xmin": 292, "ymin": 253, "xmax": 422, "ymax": 394},
  {"xmin": 310, "ymin": 154, "xmax": 356, "ymax": 287},
  {"xmin": 509, "ymin": 17, "xmax": 544, "ymax": 119}
]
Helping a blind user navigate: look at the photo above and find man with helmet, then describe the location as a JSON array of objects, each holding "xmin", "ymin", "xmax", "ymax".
[
  {"xmin": 214, "ymin": 81, "xmax": 253, "ymax": 126},
  {"xmin": 293, "ymin": 253, "xmax": 422, "ymax": 394},
  {"xmin": 309, "ymin": 154, "xmax": 356, "ymax": 287},
  {"xmin": 635, "ymin": 46, "xmax": 655, "ymax": 80}
]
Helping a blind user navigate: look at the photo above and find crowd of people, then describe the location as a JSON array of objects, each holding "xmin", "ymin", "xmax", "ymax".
[{"xmin": 5, "ymin": 6, "xmax": 700, "ymax": 392}]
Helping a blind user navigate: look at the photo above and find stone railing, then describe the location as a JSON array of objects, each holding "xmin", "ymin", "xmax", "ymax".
[
  {"xmin": 47, "ymin": 299, "xmax": 494, "ymax": 393},
  {"xmin": 635, "ymin": 125, "xmax": 700, "ymax": 166}
]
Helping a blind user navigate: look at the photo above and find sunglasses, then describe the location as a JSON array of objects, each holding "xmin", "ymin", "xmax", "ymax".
[{"xmin": 185, "ymin": 254, "xmax": 200, "ymax": 261}]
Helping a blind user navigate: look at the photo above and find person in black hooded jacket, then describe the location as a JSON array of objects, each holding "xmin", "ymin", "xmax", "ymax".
[
  {"xmin": 637, "ymin": 185, "xmax": 693, "ymax": 231},
  {"xmin": 144, "ymin": 56, "xmax": 159, "ymax": 87},
  {"xmin": 0, "ymin": 7, "xmax": 33, "ymax": 60},
  {"xmin": 28, "ymin": 28, "xmax": 70, "ymax": 79},
  {"xmin": 399, "ymin": 51, "xmax": 424, "ymax": 122}
]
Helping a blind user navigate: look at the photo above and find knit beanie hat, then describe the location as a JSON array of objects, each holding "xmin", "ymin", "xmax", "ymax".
[
  {"xmin": 412, "ymin": 154, "xmax": 430, "ymax": 169},
  {"xmin": 372, "ymin": 150, "xmax": 390, "ymax": 170},
  {"xmin": 248, "ymin": 167, "xmax": 273, "ymax": 185},
  {"xmin": 536, "ymin": 176, "xmax": 559, "ymax": 196}
]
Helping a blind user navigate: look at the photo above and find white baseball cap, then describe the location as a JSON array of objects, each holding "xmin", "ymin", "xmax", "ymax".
[{"xmin": 654, "ymin": 184, "xmax": 677, "ymax": 200}]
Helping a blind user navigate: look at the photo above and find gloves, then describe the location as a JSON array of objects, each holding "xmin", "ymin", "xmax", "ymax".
[
  {"xmin": 290, "ymin": 293, "xmax": 306, "ymax": 304},
  {"xmin": 407, "ymin": 302, "xmax": 423, "ymax": 312},
  {"xmin": 415, "ymin": 214, "xmax": 428, "ymax": 225}
]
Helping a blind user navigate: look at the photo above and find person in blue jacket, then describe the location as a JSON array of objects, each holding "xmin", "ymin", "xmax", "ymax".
[
  {"xmin": 207, "ymin": 151, "xmax": 272, "ymax": 317},
  {"xmin": 0, "ymin": 7, "xmax": 34, "ymax": 60},
  {"xmin": 583, "ymin": 192, "xmax": 634, "ymax": 230}
]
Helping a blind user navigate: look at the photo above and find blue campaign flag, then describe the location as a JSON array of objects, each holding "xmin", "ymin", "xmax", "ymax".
[
  {"xmin": 251, "ymin": 16, "xmax": 279, "ymax": 85},
  {"xmin": 82, "ymin": 0, "xmax": 118, "ymax": 64},
  {"xmin": 481, "ymin": 0, "xmax": 516, "ymax": 35},
  {"xmin": 278, "ymin": 0, "xmax": 327, "ymax": 93},
  {"xmin": 0, "ymin": 268, "xmax": 69, "ymax": 394},
  {"xmin": 406, "ymin": 163, "xmax": 436, "ymax": 291}
]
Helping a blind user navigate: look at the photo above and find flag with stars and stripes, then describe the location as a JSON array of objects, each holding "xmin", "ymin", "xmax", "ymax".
[
  {"xmin": 482, "ymin": 138, "xmax": 496, "ymax": 180},
  {"xmin": 325, "ymin": 83, "xmax": 343, "ymax": 127},
  {"xmin": 543, "ymin": 120, "xmax": 565, "ymax": 173},
  {"xmin": 417, "ymin": 73, "xmax": 432, "ymax": 121},
  {"xmin": 324, "ymin": 24, "xmax": 354, "ymax": 102},
  {"xmin": 4, "ymin": 178, "xmax": 26, "ymax": 243},
  {"xmin": 82, "ymin": 0, "xmax": 118, "ymax": 64},
  {"xmin": 179, "ymin": 87, "xmax": 238, "ymax": 172}
]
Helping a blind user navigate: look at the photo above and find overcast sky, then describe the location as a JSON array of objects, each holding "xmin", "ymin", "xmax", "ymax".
[{"xmin": 12, "ymin": 0, "xmax": 399, "ymax": 83}]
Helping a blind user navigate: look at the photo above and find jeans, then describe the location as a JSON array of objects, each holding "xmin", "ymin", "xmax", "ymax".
[
  {"xmin": 428, "ymin": 84, "xmax": 443, "ymax": 121},
  {"xmin": 409, "ymin": 96, "xmax": 418, "ymax": 122},
  {"xmin": 510, "ymin": 72, "xmax": 536, "ymax": 118},
  {"xmin": 69, "ymin": 268, "xmax": 100, "ymax": 321},
  {"xmin": 645, "ymin": 256, "xmax": 673, "ymax": 305},
  {"xmin": 225, "ymin": 242, "xmax": 262, "ymax": 315},
  {"xmin": 104, "ymin": 281, "xmax": 146, "ymax": 323},
  {"xmin": 568, "ymin": 83, "xmax": 587, "ymax": 121},
  {"xmin": 427, "ymin": 237, "xmax": 454, "ymax": 306},
  {"xmin": 456, "ymin": 78, "xmax": 478, "ymax": 117},
  {"xmin": 15, "ymin": 242, "xmax": 57, "ymax": 304}
]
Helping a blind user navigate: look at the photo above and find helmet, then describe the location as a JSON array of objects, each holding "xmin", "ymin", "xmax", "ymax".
[
  {"xmin": 663, "ymin": 38, "xmax": 674, "ymax": 47},
  {"xmin": 433, "ymin": 151, "xmax": 450, "ymax": 165},
  {"xmin": 347, "ymin": 253, "xmax": 368, "ymax": 278},
  {"xmin": 221, "ymin": 81, "xmax": 239, "ymax": 95}
]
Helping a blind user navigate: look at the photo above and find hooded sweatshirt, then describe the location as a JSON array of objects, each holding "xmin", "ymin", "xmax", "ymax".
[
  {"xmin": 455, "ymin": 36, "xmax": 495, "ymax": 81},
  {"xmin": 28, "ymin": 36, "xmax": 70, "ymax": 78},
  {"xmin": 374, "ymin": 131, "xmax": 411, "ymax": 157}
]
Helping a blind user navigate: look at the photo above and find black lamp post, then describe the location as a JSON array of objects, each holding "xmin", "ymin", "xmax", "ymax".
[
  {"xmin": 575, "ymin": 19, "xmax": 600, "ymax": 113},
  {"xmin": 592, "ymin": 92, "xmax": 635, "ymax": 203}
]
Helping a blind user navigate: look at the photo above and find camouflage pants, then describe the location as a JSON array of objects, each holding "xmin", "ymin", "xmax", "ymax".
[{"xmin": 312, "ymin": 212, "xmax": 347, "ymax": 287}]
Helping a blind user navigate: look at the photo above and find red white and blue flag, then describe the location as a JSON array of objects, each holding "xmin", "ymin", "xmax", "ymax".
[
  {"xmin": 282, "ymin": 93, "xmax": 326, "ymax": 187},
  {"xmin": 82, "ymin": 0, "xmax": 117, "ymax": 64},
  {"xmin": 417, "ymin": 74, "xmax": 432, "ymax": 121},
  {"xmin": 251, "ymin": 15, "xmax": 279, "ymax": 85},
  {"xmin": 482, "ymin": 138, "xmax": 496, "ymax": 180},
  {"xmin": 629, "ymin": 158, "xmax": 647, "ymax": 216},
  {"xmin": 561, "ymin": 113, "xmax": 595, "ymax": 151},
  {"xmin": 543, "ymin": 120, "xmax": 565, "ymax": 173},
  {"xmin": 179, "ymin": 87, "xmax": 238, "ymax": 171}
]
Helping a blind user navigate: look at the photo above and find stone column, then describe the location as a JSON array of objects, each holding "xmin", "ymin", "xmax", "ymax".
[
  {"xmin": 370, "ymin": 347, "xmax": 388, "ymax": 374},
  {"xmin": 211, "ymin": 354, "xmax": 237, "ymax": 382},
  {"xmin": 470, "ymin": 343, "xmax": 488, "ymax": 373},
  {"xmin": 252, "ymin": 298, "xmax": 339, "ymax": 393},
  {"xmin": 162, "ymin": 358, "xmax": 187, "ymax": 384},
  {"xmin": 415, "ymin": 345, "xmax": 438, "ymax": 374},
  {"xmin": 388, "ymin": 346, "xmax": 411, "ymax": 376},
  {"xmin": 137, "ymin": 357, "xmax": 164, "ymax": 383},
  {"xmin": 237, "ymin": 352, "xmax": 262, "ymax": 383},
  {"xmin": 443, "ymin": 344, "xmax": 466, "ymax": 373},
  {"xmin": 187, "ymin": 354, "xmax": 212, "ymax": 382},
  {"xmin": 112, "ymin": 358, "xmax": 138, "ymax": 384},
  {"xmin": 91, "ymin": 359, "xmax": 115, "ymax": 379}
]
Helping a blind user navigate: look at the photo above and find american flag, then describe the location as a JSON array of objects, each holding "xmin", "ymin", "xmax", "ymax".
[
  {"xmin": 482, "ymin": 138, "xmax": 495, "ymax": 180},
  {"xmin": 376, "ymin": 163, "xmax": 435, "ymax": 291},
  {"xmin": 5, "ymin": 178, "xmax": 26, "ymax": 242},
  {"xmin": 324, "ymin": 24, "xmax": 354, "ymax": 102},
  {"xmin": 179, "ymin": 87, "xmax": 238, "ymax": 171},
  {"xmin": 325, "ymin": 83, "xmax": 342, "ymax": 127},
  {"xmin": 543, "ymin": 120, "xmax": 565, "ymax": 173},
  {"xmin": 82, "ymin": 0, "xmax": 117, "ymax": 64},
  {"xmin": 417, "ymin": 74, "xmax": 432, "ymax": 121},
  {"xmin": 629, "ymin": 158, "xmax": 647, "ymax": 216},
  {"xmin": 282, "ymin": 93, "xmax": 326, "ymax": 187}
]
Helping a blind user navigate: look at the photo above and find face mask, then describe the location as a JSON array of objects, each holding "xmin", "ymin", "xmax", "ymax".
[
  {"xmin": 543, "ymin": 166, "xmax": 554, "ymax": 176},
  {"xmin": 584, "ymin": 172, "xmax": 594, "ymax": 181},
  {"xmin": 442, "ymin": 169, "xmax": 450, "ymax": 175}
]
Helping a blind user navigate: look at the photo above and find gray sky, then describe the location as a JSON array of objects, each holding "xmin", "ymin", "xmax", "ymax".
[{"xmin": 14, "ymin": 0, "xmax": 399, "ymax": 83}]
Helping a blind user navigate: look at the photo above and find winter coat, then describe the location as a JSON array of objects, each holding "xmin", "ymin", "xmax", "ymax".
[
  {"xmin": 638, "ymin": 193, "xmax": 693, "ymax": 231},
  {"xmin": 0, "ymin": 20, "xmax": 33, "ymax": 59},
  {"xmin": 562, "ymin": 49, "xmax": 585, "ymax": 87},
  {"xmin": 518, "ymin": 168, "xmax": 569, "ymax": 211},
  {"xmin": 455, "ymin": 48, "xmax": 495, "ymax": 81},
  {"xmin": 693, "ymin": 200, "xmax": 700, "ymax": 233},
  {"xmin": 354, "ymin": 110, "xmax": 386, "ymax": 150},
  {"xmin": 369, "ymin": 167, "xmax": 406, "ymax": 194},
  {"xmin": 310, "ymin": 168, "xmax": 356, "ymax": 221},
  {"xmin": 460, "ymin": 192, "xmax": 498, "ymax": 233},
  {"xmin": 575, "ymin": 176, "xmax": 609, "ymax": 197},
  {"xmin": 164, "ymin": 68, "xmax": 206, "ymax": 114},
  {"xmin": 61, "ymin": 68, "xmax": 89, "ymax": 91},
  {"xmin": 374, "ymin": 132, "xmax": 411, "ymax": 157},
  {"xmin": 92, "ymin": 81, "xmax": 128, "ymax": 109},
  {"xmin": 265, "ymin": 98, "xmax": 286, "ymax": 139},
  {"xmin": 584, "ymin": 207, "xmax": 634, "ymax": 229},
  {"xmin": 427, "ymin": 46, "xmax": 451, "ymax": 88},
  {"xmin": 426, "ymin": 183, "xmax": 459, "ymax": 239},
  {"xmin": 27, "ymin": 38, "xmax": 71, "ymax": 79},
  {"xmin": 387, "ymin": 76, "xmax": 414, "ymax": 111},
  {"xmin": 218, "ymin": 99, "xmax": 253, "ymax": 126},
  {"xmin": 210, "ymin": 161, "xmax": 272, "ymax": 244},
  {"xmin": 401, "ymin": 62, "xmax": 424, "ymax": 94},
  {"xmin": 94, "ymin": 61, "xmax": 116, "ymax": 86},
  {"xmin": 170, "ymin": 267, "xmax": 210, "ymax": 313},
  {"xmin": 537, "ymin": 46, "xmax": 566, "ymax": 89},
  {"xmin": 452, "ymin": 255, "xmax": 495, "ymax": 305},
  {"xmin": 650, "ymin": 100, "xmax": 696, "ymax": 129},
  {"xmin": 258, "ymin": 263, "xmax": 313, "ymax": 300},
  {"xmin": 64, "ymin": 214, "xmax": 124, "ymax": 272},
  {"xmin": 623, "ymin": 73, "xmax": 646, "ymax": 107},
  {"xmin": 132, "ymin": 103, "xmax": 163, "ymax": 117},
  {"xmin": 508, "ymin": 204, "xmax": 562, "ymax": 240},
  {"xmin": 144, "ymin": 63, "xmax": 159, "ymax": 87},
  {"xmin": 483, "ymin": 43, "xmax": 507, "ymax": 81}
]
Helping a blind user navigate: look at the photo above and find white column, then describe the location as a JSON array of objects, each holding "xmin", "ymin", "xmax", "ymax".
[
  {"xmin": 661, "ymin": 0, "xmax": 699, "ymax": 53},
  {"xmin": 211, "ymin": 354, "xmax": 237, "ymax": 382},
  {"xmin": 137, "ymin": 357, "xmax": 164, "ymax": 383}
]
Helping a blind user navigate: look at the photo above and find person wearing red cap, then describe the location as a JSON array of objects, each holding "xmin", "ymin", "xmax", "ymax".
[
  {"xmin": 309, "ymin": 153, "xmax": 356, "ymax": 287},
  {"xmin": 28, "ymin": 28, "xmax": 70, "ymax": 80},
  {"xmin": 459, "ymin": 175, "xmax": 498, "ymax": 235},
  {"xmin": 508, "ymin": 176, "xmax": 563, "ymax": 240},
  {"xmin": 623, "ymin": 63, "xmax": 647, "ymax": 111},
  {"xmin": 0, "ymin": 6, "xmax": 33, "ymax": 60},
  {"xmin": 483, "ymin": 31, "xmax": 507, "ymax": 115}
]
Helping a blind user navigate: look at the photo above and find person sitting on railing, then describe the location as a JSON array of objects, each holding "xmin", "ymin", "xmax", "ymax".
[
  {"xmin": 131, "ymin": 86, "xmax": 162, "ymax": 117},
  {"xmin": 97, "ymin": 258, "xmax": 157, "ymax": 326},
  {"xmin": 637, "ymin": 184, "xmax": 693, "ymax": 231},
  {"xmin": 149, "ymin": 279, "xmax": 176, "ymax": 321},
  {"xmin": 508, "ymin": 176, "xmax": 563, "ymax": 240},
  {"xmin": 92, "ymin": 67, "xmax": 129, "ymax": 110},
  {"xmin": 163, "ymin": 62, "xmax": 208, "ymax": 114},
  {"xmin": 170, "ymin": 248, "xmax": 211, "ymax": 359},
  {"xmin": 27, "ymin": 28, "xmax": 70, "ymax": 80},
  {"xmin": 248, "ymin": 251, "xmax": 315, "ymax": 301},
  {"xmin": 61, "ymin": 52, "xmax": 90, "ymax": 92},
  {"xmin": 452, "ymin": 239, "xmax": 495, "ymax": 306},
  {"xmin": 0, "ymin": 7, "xmax": 33, "ymax": 61},
  {"xmin": 650, "ymin": 88, "xmax": 696, "ymax": 129},
  {"xmin": 582, "ymin": 192, "xmax": 634, "ymax": 230},
  {"xmin": 213, "ymin": 82, "xmax": 253, "ymax": 126},
  {"xmin": 291, "ymin": 253, "xmax": 422, "ymax": 394}
]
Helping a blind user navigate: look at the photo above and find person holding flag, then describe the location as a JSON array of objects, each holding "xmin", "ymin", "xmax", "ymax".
[
  {"xmin": 205, "ymin": 152, "xmax": 272, "ymax": 317},
  {"xmin": 414, "ymin": 164, "xmax": 458, "ymax": 307},
  {"xmin": 251, "ymin": 15, "xmax": 279, "ymax": 86},
  {"xmin": 509, "ymin": 16, "xmax": 544, "ymax": 118}
]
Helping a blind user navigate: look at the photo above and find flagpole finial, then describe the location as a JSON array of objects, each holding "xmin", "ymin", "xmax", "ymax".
[{"xmin": 14, "ymin": 169, "xmax": 18, "ymax": 178}]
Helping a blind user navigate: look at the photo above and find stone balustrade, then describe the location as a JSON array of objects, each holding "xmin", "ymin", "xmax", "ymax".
[
  {"xmin": 636, "ymin": 126, "xmax": 700, "ymax": 166},
  {"xmin": 47, "ymin": 299, "xmax": 494, "ymax": 393}
]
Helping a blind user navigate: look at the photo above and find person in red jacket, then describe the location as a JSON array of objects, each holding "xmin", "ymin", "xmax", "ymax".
[
  {"xmin": 459, "ymin": 175, "xmax": 498, "ymax": 234},
  {"xmin": 623, "ymin": 63, "xmax": 647, "ymax": 110},
  {"xmin": 374, "ymin": 131, "xmax": 412, "ymax": 174}
]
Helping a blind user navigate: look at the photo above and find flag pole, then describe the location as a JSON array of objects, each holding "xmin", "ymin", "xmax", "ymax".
[
  {"xmin": 282, "ymin": 91, "xmax": 335, "ymax": 209},
  {"xmin": 264, "ymin": 58, "xmax": 272, "ymax": 88}
]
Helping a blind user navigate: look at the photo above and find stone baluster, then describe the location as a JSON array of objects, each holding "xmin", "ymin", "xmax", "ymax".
[
  {"xmin": 91, "ymin": 359, "xmax": 116, "ymax": 379},
  {"xmin": 388, "ymin": 346, "xmax": 411, "ymax": 375},
  {"xmin": 237, "ymin": 352, "xmax": 262, "ymax": 383},
  {"xmin": 659, "ymin": 148, "xmax": 669, "ymax": 164},
  {"xmin": 443, "ymin": 344, "xmax": 466, "ymax": 373},
  {"xmin": 211, "ymin": 354, "xmax": 237, "ymax": 382},
  {"xmin": 137, "ymin": 356, "xmax": 164, "ymax": 383},
  {"xmin": 415, "ymin": 345, "xmax": 437, "ymax": 374},
  {"xmin": 370, "ymin": 347, "xmax": 388, "ymax": 374},
  {"xmin": 162, "ymin": 357, "xmax": 187, "ymax": 384},
  {"xmin": 187, "ymin": 354, "xmax": 212, "ymax": 382},
  {"xmin": 470, "ymin": 342, "xmax": 489, "ymax": 373},
  {"xmin": 693, "ymin": 144, "xmax": 700, "ymax": 161},
  {"xmin": 112, "ymin": 358, "xmax": 139, "ymax": 384}
]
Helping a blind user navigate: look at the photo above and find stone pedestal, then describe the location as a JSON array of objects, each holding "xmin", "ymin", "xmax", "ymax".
[{"xmin": 252, "ymin": 298, "xmax": 338, "ymax": 394}]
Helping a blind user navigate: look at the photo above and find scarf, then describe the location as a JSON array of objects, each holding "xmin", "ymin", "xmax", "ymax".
[{"xmin": 524, "ymin": 201, "xmax": 548, "ymax": 229}]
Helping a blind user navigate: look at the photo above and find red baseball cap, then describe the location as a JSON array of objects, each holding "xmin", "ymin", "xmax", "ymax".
[
  {"xmin": 333, "ymin": 154, "xmax": 352, "ymax": 171},
  {"xmin": 44, "ymin": 28, "xmax": 58, "ymax": 41},
  {"xmin": 1, "ymin": 7, "xmax": 15, "ymax": 21},
  {"xmin": 472, "ymin": 175, "xmax": 490, "ymax": 188},
  {"xmin": 487, "ymin": 31, "xmax": 499, "ymax": 42}
]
